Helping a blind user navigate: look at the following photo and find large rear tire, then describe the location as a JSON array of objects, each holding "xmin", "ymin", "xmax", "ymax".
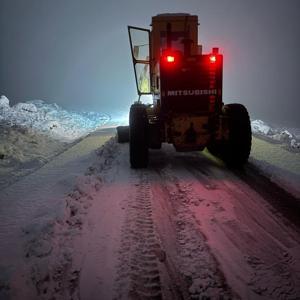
[
  {"xmin": 222, "ymin": 103, "xmax": 252, "ymax": 166},
  {"xmin": 129, "ymin": 103, "xmax": 148, "ymax": 168},
  {"xmin": 208, "ymin": 103, "xmax": 252, "ymax": 167}
]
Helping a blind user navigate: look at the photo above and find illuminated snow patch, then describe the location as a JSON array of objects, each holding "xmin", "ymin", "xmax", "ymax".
[
  {"xmin": 251, "ymin": 120, "xmax": 272, "ymax": 135},
  {"xmin": 105, "ymin": 111, "xmax": 129, "ymax": 127},
  {"xmin": 251, "ymin": 119, "xmax": 300, "ymax": 151},
  {"xmin": 0, "ymin": 96, "xmax": 110, "ymax": 141}
]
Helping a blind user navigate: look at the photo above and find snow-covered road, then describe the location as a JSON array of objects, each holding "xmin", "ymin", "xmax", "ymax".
[
  {"xmin": 0, "ymin": 128, "xmax": 114, "ymax": 300},
  {"xmin": 1, "ymin": 132, "xmax": 300, "ymax": 300}
]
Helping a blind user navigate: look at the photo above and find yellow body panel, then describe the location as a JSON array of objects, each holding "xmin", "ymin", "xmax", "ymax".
[
  {"xmin": 151, "ymin": 14, "xmax": 199, "ymax": 62},
  {"xmin": 167, "ymin": 115, "xmax": 210, "ymax": 150}
]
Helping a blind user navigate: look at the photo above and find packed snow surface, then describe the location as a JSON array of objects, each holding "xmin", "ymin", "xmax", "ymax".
[
  {"xmin": 1, "ymin": 135, "xmax": 299, "ymax": 299},
  {"xmin": 0, "ymin": 98, "xmax": 300, "ymax": 299}
]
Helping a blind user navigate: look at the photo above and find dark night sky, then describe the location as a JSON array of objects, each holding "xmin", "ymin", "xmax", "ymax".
[{"xmin": 1, "ymin": 0, "xmax": 300, "ymax": 126}]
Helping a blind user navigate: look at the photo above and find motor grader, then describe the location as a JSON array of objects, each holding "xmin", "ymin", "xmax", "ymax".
[{"xmin": 118, "ymin": 13, "xmax": 251, "ymax": 168}]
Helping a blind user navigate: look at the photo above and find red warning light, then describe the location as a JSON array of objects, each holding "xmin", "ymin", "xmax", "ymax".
[
  {"xmin": 209, "ymin": 55, "xmax": 217, "ymax": 63},
  {"xmin": 166, "ymin": 55, "xmax": 175, "ymax": 63}
]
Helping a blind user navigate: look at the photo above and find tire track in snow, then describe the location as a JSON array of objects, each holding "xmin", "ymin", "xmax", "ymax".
[
  {"xmin": 151, "ymin": 161, "xmax": 233, "ymax": 299},
  {"xmin": 176, "ymin": 149, "xmax": 300, "ymax": 299},
  {"xmin": 114, "ymin": 171, "xmax": 164, "ymax": 299},
  {"xmin": 235, "ymin": 163, "xmax": 300, "ymax": 229},
  {"xmin": 22, "ymin": 138, "xmax": 300, "ymax": 299}
]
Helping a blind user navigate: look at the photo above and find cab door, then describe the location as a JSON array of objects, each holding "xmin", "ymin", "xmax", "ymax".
[{"xmin": 128, "ymin": 26, "xmax": 151, "ymax": 95}]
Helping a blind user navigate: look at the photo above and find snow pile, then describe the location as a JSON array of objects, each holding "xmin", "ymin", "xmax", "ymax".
[
  {"xmin": 21, "ymin": 138, "xmax": 119, "ymax": 300},
  {"xmin": 0, "ymin": 126, "xmax": 65, "ymax": 165},
  {"xmin": 0, "ymin": 95, "xmax": 112, "ymax": 189},
  {"xmin": 251, "ymin": 119, "xmax": 272, "ymax": 135},
  {"xmin": 0, "ymin": 124, "xmax": 68, "ymax": 188},
  {"xmin": 251, "ymin": 119, "xmax": 300, "ymax": 151},
  {"xmin": 250, "ymin": 133, "xmax": 300, "ymax": 198},
  {"xmin": 0, "ymin": 95, "xmax": 110, "ymax": 141},
  {"xmin": 250, "ymin": 121, "xmax": 300, "ymax": 198},
  {"xmin": 103, "ymin": 111, "xmax": 129, "ymax": 127}
]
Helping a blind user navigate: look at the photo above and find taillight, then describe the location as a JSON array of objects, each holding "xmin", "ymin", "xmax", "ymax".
[
  {"xmin": 162, "ymin": 54, "xmax": 176, "ymax": 64},
  {"xmin": 161, "ymin": 50, "xmax": 183, "ymax": 68},
  {"xmin": 209, "ymin": 55, "xmax": 217, "ymax": 63},
  {"xmin": 166, "ymin": 55, "xmax": 175, "ymax": 63}
]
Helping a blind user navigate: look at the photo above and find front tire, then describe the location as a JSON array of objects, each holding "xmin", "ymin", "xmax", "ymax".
[
  {"xmin": 117, "ymin": 126, "xmax": 129, "ymax": 143},
  {"xmin": 129, "ymin": 103, "xmax": 148, "ymax": 168}
]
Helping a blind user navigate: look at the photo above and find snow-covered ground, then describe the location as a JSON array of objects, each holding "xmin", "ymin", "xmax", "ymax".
[
  {"xmin": 251, "ymin": 119, "xmax": 300, "ymax": 151},
  {"xmin": 0, "ymin": 128, "xmax": 115, "ymax": 300},
  {"xmin": 0, "ymin": 97, "xmax": 300, "ymax": 299},
  {"xmin": 250, "ymin": 119, "xmax": 300, "ymax": 198},
  {"xmin": 2, "ymin": 136, "xmax": 299, "ymax": 299},
  {"xmin": 0, "ymin": 96, "xmax": 112, "ymax": 189},
  {"xmin": 0, "ymin": 96, "xmax": 110, "ymax": 141},
  {"xmin": 1, "ymin": 95, "xmax": 298, "ymax": 195}
]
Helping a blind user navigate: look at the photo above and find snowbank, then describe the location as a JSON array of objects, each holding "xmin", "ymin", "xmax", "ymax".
[
  {"xmin": 1, "ymin": 96, "xmax": 299, "ymax": 198},
  {"xmin": 0, "ymin": 124, "xmax": 69, "ymax": 189},
  {"xmin": 251, "ymin": 119, "xmax": 300, "ymax": 151},
  {"xmin": 0, "ymin": 95, "xmax": 111, "ymax": 189},
  {"xmin": 102, "ymin": 111, "xmax": 129, "ymax": 127},
  {"xmin": 250, "ymin": 120, "xmax": 300, "ymax": 198},
  {"xmin": 0, "ymin": 95, "xmax": 110, "ymax": 141}
]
